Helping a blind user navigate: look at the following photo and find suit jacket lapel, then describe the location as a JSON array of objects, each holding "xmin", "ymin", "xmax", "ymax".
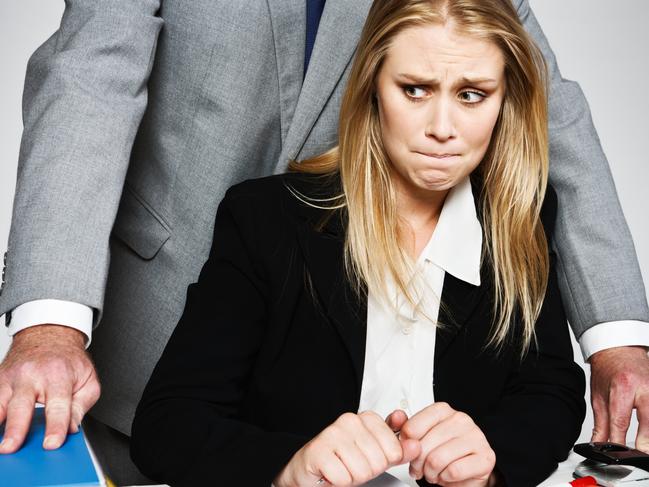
[
  {"xmin": 294, "ymin": 204, "xmax": 367, "ymax": 391},
  {"xmin": 296, "ymin": 221, "xmax": 485, "ymax": 389},
  {"xmin": 277, "ymin": 0, "xmax": 373, "ymax": 170},
  {"xmin": 289, "ymin": 173, "xmax": 485, "ymax": 388},
  {"xmin": 266, "ymin": 0, "xmax": 306, "ymax": 148},
  {"xmin": 435, "ymin": 272, "xmax": 484, "ymax": 361}
]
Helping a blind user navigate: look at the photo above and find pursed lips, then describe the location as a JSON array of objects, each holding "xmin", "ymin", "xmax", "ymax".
[{"xmin": 415, "ymin": 151, "xmax": 461, "ymax": 158}]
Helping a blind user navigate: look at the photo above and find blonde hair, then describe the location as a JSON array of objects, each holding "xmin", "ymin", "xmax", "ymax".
[{"xmin": 289, "ymin": 0, "xmax": 549, "ymax": 355}]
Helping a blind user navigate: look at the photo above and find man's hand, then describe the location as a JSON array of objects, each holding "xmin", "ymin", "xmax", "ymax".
[
  {"xmin": 0, "ymin": 324, "xmax": 100, "ymax": 453},
  {"xmin": 590, "ymin": 346, "xmax": 649, "ymax": 452}
]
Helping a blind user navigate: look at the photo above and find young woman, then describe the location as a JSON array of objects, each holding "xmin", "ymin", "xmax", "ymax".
[{"xmin": 130, "ymin": 1, "xmax": 585, "ymax": 485}]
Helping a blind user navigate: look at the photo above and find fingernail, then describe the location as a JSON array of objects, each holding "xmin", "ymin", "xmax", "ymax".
[
  {"xmin": 43, "ymin": 435, "xmax": 60, "ymax": 449},
  {"xmin": 0, "ymin": 438, "xmax": 14, "ymax": 451}
]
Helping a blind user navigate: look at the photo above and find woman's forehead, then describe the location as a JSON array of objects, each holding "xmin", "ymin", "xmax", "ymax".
[{"xmin": 382, "ymin": 23, "xmax": 505, "ymax": 82}]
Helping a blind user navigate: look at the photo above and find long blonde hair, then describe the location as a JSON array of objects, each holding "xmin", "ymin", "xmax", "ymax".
[{"xmin": 290, "ymin": 0, "xmax": 549, "ymax": 355}]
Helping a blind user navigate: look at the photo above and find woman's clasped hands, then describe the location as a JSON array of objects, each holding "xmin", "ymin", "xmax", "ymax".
[{"xmin": 274, "ymin": 403, "xmax": 498, "ymax": 487}]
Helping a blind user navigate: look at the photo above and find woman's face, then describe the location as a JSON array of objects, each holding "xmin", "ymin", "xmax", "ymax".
[{"xmin": 375, "ymin": 23, "xmax": 506, "ymax": 197}]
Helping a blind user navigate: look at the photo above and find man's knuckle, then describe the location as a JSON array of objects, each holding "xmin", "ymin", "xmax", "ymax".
[
  {"xmin": 47, "ymin": 359, "xmax": 74, "ymax": 378},
  {"xmin": 45, "ymin": 397, "xmax": 69, "ymax": 410},
  {"xmin": 611, "ymin": 415, "xmax": 631, "ymax": 430},
  {"xmin": 615, "ymin": 371, "xmax": 638, "ymax": 390},
  {"xmin": 15, "ymin": 361, "xmax": 38, "ymax": 377},
  {"xmin": 89, "ymin": 383, "xmax": 102, "ymax": 402},
  {"xmin": 8, "ymin": 396, "xmax": 34, "ymax": 411}
]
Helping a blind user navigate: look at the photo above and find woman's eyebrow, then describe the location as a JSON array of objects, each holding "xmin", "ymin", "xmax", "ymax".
[{"xmin": 396, "ymin": 73, "xmax": 498, "ymax": 86}]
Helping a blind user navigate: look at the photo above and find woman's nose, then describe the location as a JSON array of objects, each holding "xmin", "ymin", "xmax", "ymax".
[{"xmin": 425, "ymin": 98, "xmax": 456, "ymax": 142}]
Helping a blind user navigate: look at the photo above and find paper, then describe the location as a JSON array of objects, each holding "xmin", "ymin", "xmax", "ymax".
[
  {"xmin": 574, "ymin": 460, "xmax": 649, "ymax": 486},
  {"xmin": 0, "ymin": 407, "xmax": 103, "ymax": 487},
  {"xmin": 364, "ymin": 472, "xmax": 411, "ymax": 486}
]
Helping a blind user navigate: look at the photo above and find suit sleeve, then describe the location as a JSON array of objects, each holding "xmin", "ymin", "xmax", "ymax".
[
  {"xmin": 130, "ymin": 189, "xmax": 309, "ymax": 486},
  {"xmin": 0, "ymin": 0, "xmax": 163, "ymax": 325},
  {"xmin": 475, "ymin": 188, "xmax": 587, "ymax": 487},
  {"xmin": 517, "ymin": 0, "xmax": 649, "ymax": 338}
]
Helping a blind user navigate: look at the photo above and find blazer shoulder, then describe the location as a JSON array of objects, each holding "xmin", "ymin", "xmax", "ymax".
[{"xmin": 223, "ymin": 172, "xmax": 341, "ymax": 219}]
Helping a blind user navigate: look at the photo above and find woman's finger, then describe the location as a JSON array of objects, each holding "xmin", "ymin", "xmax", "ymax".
[
  {"xmin": 359, "ymin": 411, "xmax": 402, "ymax": 466},
  {"xmin": 315, "ymin": 450, "xmax": 354, "ymax": 487},
  {"xmin": 334, "ymin": 438, "xmax": 376, "ymax": 485},
  {"xmin": 436, "ymin": 451, "xmax": 496, "ymax": 486},
  {"xmin": 421, "ymin": 434, "xmax": 493, "ymax": 484},
  {"xmin": 409, "ymin": 410, "xmax": 475, "ymax": 476},
  {"xmin": 401, "ymin": 402, "xmax": 456, "ymax": 440},
  {"xmin": 385, "ymin": 409, "xmax": 408, "ymax": 433}
]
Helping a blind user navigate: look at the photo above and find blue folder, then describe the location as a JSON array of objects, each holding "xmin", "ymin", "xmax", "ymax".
[{"xmin": 0, "ymin": 407, "xmax": 101, "ymax": 487}]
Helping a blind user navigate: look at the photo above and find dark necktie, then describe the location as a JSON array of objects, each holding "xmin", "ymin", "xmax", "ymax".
[{"xmin": 305, "ymin": 0, "xmax": 326, "ymax": 77}]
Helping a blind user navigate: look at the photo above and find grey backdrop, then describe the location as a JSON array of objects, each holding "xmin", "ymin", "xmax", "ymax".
[{"xmin": 1, "ymin": 1, "xmax": 647, "ymax": 444}]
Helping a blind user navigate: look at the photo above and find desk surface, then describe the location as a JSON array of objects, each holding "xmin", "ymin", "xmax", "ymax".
[{"xmin": 125, "ymin": 452, "xmax": 586, "ymax": 487}]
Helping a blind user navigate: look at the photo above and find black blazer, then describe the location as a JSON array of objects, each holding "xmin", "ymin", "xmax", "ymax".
[{"xmin": 131, "ymin": 172, "xmax": 585, "ymax": 487}]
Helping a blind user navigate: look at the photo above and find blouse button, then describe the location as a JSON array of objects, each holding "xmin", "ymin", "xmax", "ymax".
[
  {"xmin": 402, "ymin": 325, "xmax": 413, "ymax": 335},
  {"xmin": 400, "ymin": 398, "xmax": 409, "ymax": 409}
]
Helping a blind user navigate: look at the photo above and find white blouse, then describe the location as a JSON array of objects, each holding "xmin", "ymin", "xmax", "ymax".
[{"xmin": 358, "ymin": 177, "xmax": 483, "ymax": 485}]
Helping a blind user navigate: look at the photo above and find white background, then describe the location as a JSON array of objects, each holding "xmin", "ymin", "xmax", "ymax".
[{"xmin": 1, "ymin": 1, "xmax": 648, "ymax": 444}]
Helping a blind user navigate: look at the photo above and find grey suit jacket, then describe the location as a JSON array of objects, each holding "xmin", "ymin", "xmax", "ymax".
[{"xmin": 1, "ymin": 0, "xmax": 647, "ymax": 436}]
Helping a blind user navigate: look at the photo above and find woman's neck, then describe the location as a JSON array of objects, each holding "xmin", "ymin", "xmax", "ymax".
[{"xmin": 394, "ymin": 180, "xmax": 449, "ymax": 261}]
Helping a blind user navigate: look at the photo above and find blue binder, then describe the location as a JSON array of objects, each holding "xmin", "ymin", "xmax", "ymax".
[{"xmin": 0, "ymin": 407, "xmax": 101, "ymax": 487}]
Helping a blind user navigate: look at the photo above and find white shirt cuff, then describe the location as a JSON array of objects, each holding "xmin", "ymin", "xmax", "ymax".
[
  {"xmin": 6, "ymin": 299, "xmax": 93, "ymax": 348},
  {"xmin": 578, "ymin": 320, "xmax": 649, "ymax": 361}
]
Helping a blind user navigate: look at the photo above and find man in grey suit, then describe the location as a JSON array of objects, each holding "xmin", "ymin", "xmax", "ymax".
[{"xmin": 0, "ymin": 0, "xmax": 648, "ymax": 484}]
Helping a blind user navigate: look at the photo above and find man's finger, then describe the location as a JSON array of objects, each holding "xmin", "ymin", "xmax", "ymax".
[
  {"xmin": 635, "ymin": 392, "xmax": 649, "ymax": 453},
  {"xmin": 43, "ymin": 382, "xmax": 73, "ymax": 450},
  {"xmin": 609, "ymin": 380, "xmax": 635, "ymax": 444},
  {"xmin": 68, "ymin": 372, "xmax": 101, "ymax": 433},
  {"xmin": 0, "ymin": 383, "xmax": 13, "ymax": 426},
  {"xmin": 591, "ymin": 393, "xmax": 610, "ymax": 442},
  {"xmin": 0, "ymin": 386, "xmax": 37, "ymax": 454}
]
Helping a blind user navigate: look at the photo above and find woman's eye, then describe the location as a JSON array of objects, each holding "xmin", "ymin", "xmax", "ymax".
[
  {"xmin": 459, "ymin": 90, "xmax": 486, "ymax": 104},
  {"xmin": 404, "ymin": 86, "xmax": 427, "ymax": 99}
]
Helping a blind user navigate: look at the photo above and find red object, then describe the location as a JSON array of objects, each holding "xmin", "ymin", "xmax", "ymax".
[{"xmin": 571, "ymin": 476, "xmax": 598, "ymax": 486}]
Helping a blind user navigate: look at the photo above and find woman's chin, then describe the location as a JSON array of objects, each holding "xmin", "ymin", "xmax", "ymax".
[{"xmin": 416, "ymin": 173, "xmax": 455, "ymax": 192}]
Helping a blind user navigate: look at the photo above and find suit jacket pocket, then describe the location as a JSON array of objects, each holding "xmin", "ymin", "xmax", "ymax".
[{"xmin": 111, "ymin": 185, "xmax": 171, "ymax": 260}]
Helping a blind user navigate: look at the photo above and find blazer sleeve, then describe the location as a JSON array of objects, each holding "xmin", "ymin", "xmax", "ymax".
[
  {"xmin": 0, "ymin": 0, "xmax": 163, "ymax": 325},
  {"xmin": 517, "ymin": 0, "xmax": 649, "ymax": 337},
  {"xmin": 130, "ymin": 187, "xmax": 309, "ymax": 486},
  {"xmin": 475, "ymin": 187, "xmax": 587, "ymax": 487}
]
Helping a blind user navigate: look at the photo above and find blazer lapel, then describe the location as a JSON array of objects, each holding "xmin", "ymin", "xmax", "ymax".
[
  {"xmin": 277, "ymin": 0, "xmax": 373, "ymax": 170},
  {"xmin": 266, "ymin": 0, "xmax": 306, "ymax": 148},
  {"xmin": 435, "ymin": 272, "xmax": 484, "ymax": 361},
  {"xmin": 294, "ymin": 206, "xmax": 367, "ymax": 391}
]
